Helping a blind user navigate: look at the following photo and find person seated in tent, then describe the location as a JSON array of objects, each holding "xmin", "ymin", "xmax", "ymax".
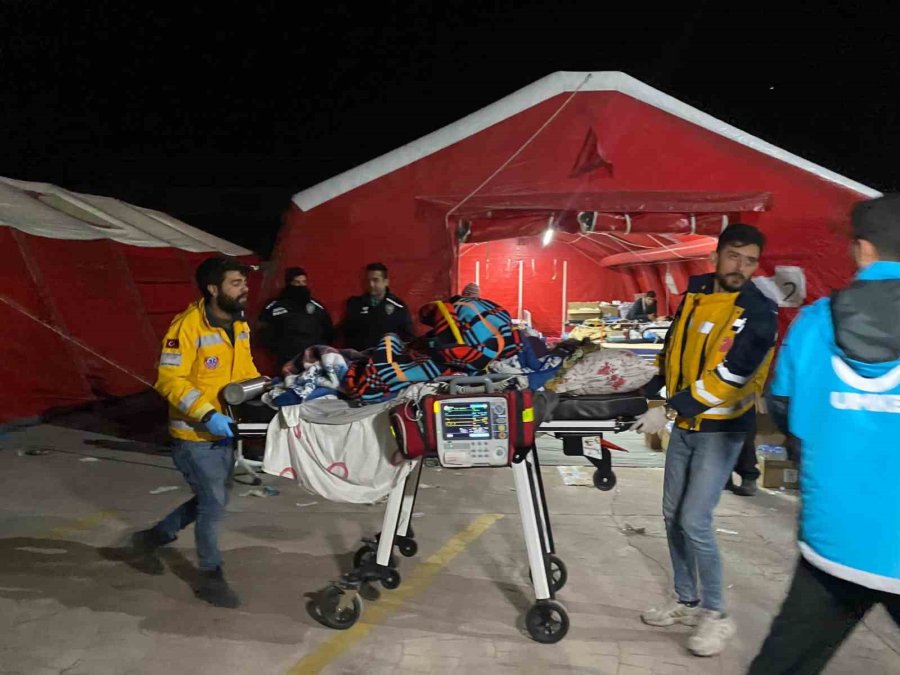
[
  {"xmin": 258, "ymin": 266, "xmax": 333, "ymax": 375},
  {"xmin": 626, "ymin": 290, "xmax": 658, "ymax": 321},
  {"xmin": 341, "ymin": 262, "xmax": 414, "ymax": 351},
  {"xmin": 128, "ymin": 256, "xmax": 262, "ymax": 610}
]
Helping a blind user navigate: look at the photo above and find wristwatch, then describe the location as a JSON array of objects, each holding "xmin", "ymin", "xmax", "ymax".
[{"xmin": 664, "ymin": 406, "xmax": 678, "ymax": 421}]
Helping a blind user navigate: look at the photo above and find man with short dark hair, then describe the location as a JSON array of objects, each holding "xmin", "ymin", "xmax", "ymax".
[
  {"xmin": 258, "ymin": 266, "xmax": 333, "ymax": 372},
  {"xmin": 635, "ymin": 223, "xmax": 778, "ymax": 656},
  {"xmin": 627, "ymin": 289, "xmax": 658, "ymax": 321},
  {"xmin": 129, "ymin": 256, "xmax": 261, "ymax": 608},
  {"xmin": 748, "ymin": 195, "xmax": 900, "ymax": 674},
  {"xmin": 341, "ymin": 262, "xmax": 414, "ymax": 350}
]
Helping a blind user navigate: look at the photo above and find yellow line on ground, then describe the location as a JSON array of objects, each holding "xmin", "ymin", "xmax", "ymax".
[
  {"xmin": 286, "ymin": 513, "xmax": 504, "ymax": 675},
  {"xmin": 47, "ymin": 510, "xmax": 118, "ymax": 539}
]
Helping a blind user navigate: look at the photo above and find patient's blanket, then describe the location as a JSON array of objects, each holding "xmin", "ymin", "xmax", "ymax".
[
  {"xmin": 545, "ymin": 344, "xmax": 657, "ymax": 395},
  {"xmin": 262, "ymin": 385, "xmax": 437, "ymax": 503}
]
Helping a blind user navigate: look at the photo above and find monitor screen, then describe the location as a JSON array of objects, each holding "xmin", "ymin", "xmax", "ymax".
[{"xmin": 441, "ymin": 401, "xmax": 492, "ymax": 440}]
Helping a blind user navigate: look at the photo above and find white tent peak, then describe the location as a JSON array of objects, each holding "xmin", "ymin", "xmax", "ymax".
[
  {"xmin": 0, "ymin": 176, "xmax": 252, "ymax": 255},
  {"xmin": 292, "ymin": 70, "xmax": 880, "ymax": 212}
]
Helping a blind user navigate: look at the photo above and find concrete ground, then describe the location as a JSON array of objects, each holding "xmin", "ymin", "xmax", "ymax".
[{"xmin": 1, "ymin": 423, "xmax": 899, "ymax": 675}]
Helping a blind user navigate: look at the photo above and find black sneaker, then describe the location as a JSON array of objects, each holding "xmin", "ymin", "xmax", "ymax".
[
  {"xmin": 195, "ymin": 567, "xmax": 241, "ymax": 608},
  {"xmin": 731, "ymin": 478, "xmax": 758, "ymax": 497},
  {"xmin": 127, "ymin": 529, "xmax": 168, "ymax": 575}
]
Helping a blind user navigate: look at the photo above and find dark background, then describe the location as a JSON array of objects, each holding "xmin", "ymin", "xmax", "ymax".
[{"xmin": 3, "ymin": 0, "xmax": 897, "ymax": 255}]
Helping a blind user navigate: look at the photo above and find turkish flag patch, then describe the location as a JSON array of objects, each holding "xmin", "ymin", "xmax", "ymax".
[{"xmin": 165, "ymin": 338, "xmax": 179, "ymax": 349}]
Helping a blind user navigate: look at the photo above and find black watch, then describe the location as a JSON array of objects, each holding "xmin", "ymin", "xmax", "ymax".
[{"xmin": 200, "ymin": 410, "xmax": 215, "ymax": 424}]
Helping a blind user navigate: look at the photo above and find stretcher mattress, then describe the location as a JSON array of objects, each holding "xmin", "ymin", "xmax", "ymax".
[
  {"xmin": 550, "ymin": 393, "xmax": 647, "ymax": 421},
  {"xmin": 233, "ymin": 392, "xmax": 649, "ymax": 431}
]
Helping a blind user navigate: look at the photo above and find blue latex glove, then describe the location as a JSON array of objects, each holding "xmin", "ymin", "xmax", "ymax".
[{"xmin": 205, "ymin": 412, "xmax": 235, "ymax": 438}]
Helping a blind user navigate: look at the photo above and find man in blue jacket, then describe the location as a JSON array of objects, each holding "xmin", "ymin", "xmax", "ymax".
[{"xmin": 749, "ymin": 195, "xmax": 900, "ymax": 674}]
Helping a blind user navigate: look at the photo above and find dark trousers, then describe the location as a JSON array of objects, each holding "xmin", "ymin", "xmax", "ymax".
[
  {"xmin": 734, "ymin": 431, "xmax": 760, "ymax": 481},
  {"xmin": 748, "ymin": 557, "xmax": 900, "ymax": 674}
]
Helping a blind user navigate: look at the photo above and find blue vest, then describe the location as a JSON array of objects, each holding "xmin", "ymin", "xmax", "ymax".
[{"xmin": 770, "ymin": 264, "xmax": 900, "ymax": 592}]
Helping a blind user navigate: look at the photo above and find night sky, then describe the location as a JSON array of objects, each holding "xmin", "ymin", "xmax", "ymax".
[{"xmin": 3, "ymin": 1, "xmax": 897, "ymax": 256}]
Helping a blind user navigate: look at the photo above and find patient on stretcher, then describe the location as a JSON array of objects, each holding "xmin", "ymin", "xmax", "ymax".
[{"xmin": 262, "ymin": 295, "xmax": 656, "ymax": 409}]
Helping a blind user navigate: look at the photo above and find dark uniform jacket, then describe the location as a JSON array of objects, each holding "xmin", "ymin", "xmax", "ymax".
[
  {"xmin": 259, "ymin": 287, "xmax": 333, "ymax": 364},
  {"xmin": 342, "ymin": 289, "xmax": 414, "ymax": 351}
]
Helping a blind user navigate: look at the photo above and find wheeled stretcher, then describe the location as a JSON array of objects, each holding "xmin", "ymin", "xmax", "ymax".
[{"xmin": 227, "ymin": 376, "xmax": 647, "ymax": 643}]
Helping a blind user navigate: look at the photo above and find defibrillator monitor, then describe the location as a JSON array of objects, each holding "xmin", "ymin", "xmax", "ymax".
[{"xmin": 435, "ymin": 396, "xmax": 510, "ymax": 467}]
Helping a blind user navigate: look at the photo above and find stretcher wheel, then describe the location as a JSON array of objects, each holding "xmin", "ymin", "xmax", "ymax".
[
  {"xmin": 381, "ymin": 569, "xmax": 401, "ymax": 590},
  {"xmin": 593, "ymin": 470, "xmax": 617, "ymax": 491},
  {"xmin": 316, "ymin": 586, "xmax": 362, "ymax": 630},
  {"xmin": 353, "ymin": 546, "xmax": 397, "ymax": 570},
  {"xmin": 398, "ymin": 539, "xmax": 418, "ymax": 557},
  {"xmin": 529, "ymin": 554, "xmax": 568, "ymax": 593},
  {"xmin": 525, "ymin": 600, "xmax": 569, "ymax": 643}
]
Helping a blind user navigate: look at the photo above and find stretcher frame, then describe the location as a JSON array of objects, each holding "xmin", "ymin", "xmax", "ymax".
[{"xmin": 230, "ymin": 385, "xmax": 640, "ymax": 642}]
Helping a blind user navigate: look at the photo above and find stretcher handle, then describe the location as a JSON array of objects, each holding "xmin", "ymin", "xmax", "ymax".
[
  {"xmin": 434, "ymin": 374, "xmax": 507, "ymax": 394},
  {"xmin": 222, "ymin": 376, "xmax": 275, "ymax": 405}
]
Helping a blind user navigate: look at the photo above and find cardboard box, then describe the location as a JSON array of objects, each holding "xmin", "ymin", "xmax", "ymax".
[
  {"xmin": 761, "ymin": 458, "xmax": 800, "ymax": 489},
  {"xmin": 598, "ymin": 303, "xmax": 620, "ymax": 317}
]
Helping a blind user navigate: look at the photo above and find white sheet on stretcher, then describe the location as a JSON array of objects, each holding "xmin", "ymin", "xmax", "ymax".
[{"xmin": 262, "ymin": 384, "xmax": 438, "ymax": 504}]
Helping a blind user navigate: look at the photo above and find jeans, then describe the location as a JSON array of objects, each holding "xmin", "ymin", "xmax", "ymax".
[
  {"xmin": 748, "ymin": 557, "xmax": 900, "ymax": 674},
  {"xmin": 663, "ymin": 427, "xmax": 745, "ymax": 612},
  {"xmin": 152, "ymin": 440, "xmax": 234, "ymax": 571}
]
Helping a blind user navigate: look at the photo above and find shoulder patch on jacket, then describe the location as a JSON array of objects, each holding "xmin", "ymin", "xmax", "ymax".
[{"xmin": 165, "ymin": 338, "xmax": 179, "ymax": 349}]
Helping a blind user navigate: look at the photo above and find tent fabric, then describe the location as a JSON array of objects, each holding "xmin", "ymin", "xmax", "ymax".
[
  {"xmin": 0, "ymin": 177, "xmax": 251, "ymax": 255},
  {"xmin": 0, "ymin": 178, "xmax": 254, "ymax": 424},
  {"xmin": 416, "ymin": 191, "xmax": 772, "ymax": 218},
  {"xmin": 292, "ymin": 72, "xmax": 878, "ymax": 212},
  {"xmin": 270, "ymin": 70, "xmax": 878, "ymax": 341}
]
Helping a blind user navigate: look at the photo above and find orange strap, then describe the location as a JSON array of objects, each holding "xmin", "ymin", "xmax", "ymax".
[{"xmin": 384, "ymin": 336, "xmax": 409, "ymax": 382}]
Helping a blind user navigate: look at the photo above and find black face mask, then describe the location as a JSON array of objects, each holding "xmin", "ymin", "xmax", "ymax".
[{"xmin": 282, "ymin": 285, "xmax": 311, "ymax": 304}]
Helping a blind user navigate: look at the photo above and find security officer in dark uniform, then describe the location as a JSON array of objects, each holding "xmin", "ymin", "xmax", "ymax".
[
  {"xmin": 342, "ymin": 262, "xmax": 414, "ymax": 351},
  {"xmin": 258, "ymin": 267, "xmax": 333, "ymax": 369}
]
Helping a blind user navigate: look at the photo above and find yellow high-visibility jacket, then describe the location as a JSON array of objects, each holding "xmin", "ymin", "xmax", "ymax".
[
  {"xmin": 656, "ymin": 274, "xmax": 778, "ymax": 432},
  {"xmin": 155, "ymin": 300, "xmax": 260, "ymax": 441}
]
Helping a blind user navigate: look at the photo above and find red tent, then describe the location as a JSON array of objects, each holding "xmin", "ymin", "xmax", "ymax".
[
  {"xmin": 0, "ymin": 177, "xmax": 253, "ymax": 424},
  {"xmin": 269, "ymin": 71, "xmax": 879, "ymax": 338}
]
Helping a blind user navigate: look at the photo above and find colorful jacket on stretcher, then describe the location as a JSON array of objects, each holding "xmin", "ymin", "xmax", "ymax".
[
  {"xmin": 654, "ymin": 273, "xmax": 778, "ymax": 432},
  {"xmin": 417, "ymin": 297, "xmax": 524, "ymax": 373},
  {"xmin": 343, "ymin": 333, "xmax": 443, "ymax": 404},
  {"xmin": 155, "ymin": 300, "xmax": 260, "ymax": 442},
  {"xmin": 768, "ymin": 261, "xmax": 900, "ymax": 593}
]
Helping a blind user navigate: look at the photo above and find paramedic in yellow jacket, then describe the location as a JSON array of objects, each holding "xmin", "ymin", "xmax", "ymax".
[
  {"xmin": 130, "ymin": 256, "xmax": 260, "ymax": 609},
  {"xmin": 634, "ymin": 224, "xmax": 778, "ymax": 657}
]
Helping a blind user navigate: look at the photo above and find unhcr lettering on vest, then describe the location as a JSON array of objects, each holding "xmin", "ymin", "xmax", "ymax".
[{"xmin": 830, "ymin": 392, "xmax": 900, "ymax": 413}]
